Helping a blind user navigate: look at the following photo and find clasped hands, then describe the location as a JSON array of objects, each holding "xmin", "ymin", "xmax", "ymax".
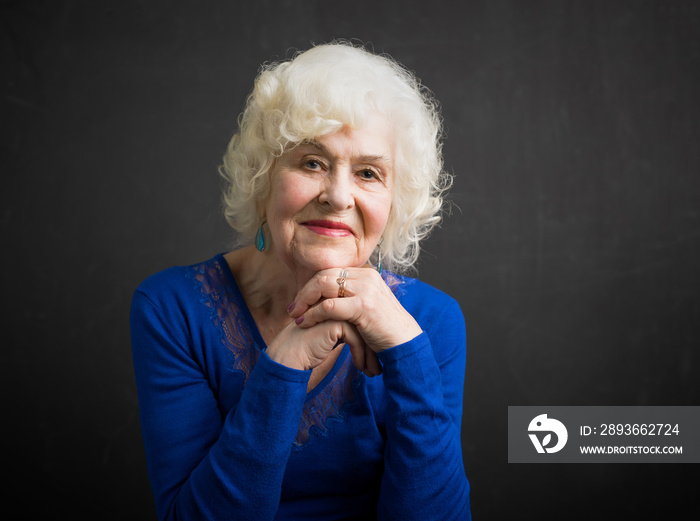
[{"xmin": 266, "ymin": 267, "xmax": 423, "ymax": 376}]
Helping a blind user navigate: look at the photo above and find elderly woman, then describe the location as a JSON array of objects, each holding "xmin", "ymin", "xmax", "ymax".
[{"xmin": 131, "ymin": 42, "xmax": 471, "ymax": 520}]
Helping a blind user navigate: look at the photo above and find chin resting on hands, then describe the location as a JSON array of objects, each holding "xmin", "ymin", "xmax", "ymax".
[{"xmin": 288, "ymin": 267, "xmax": 423, "ymax": 353}]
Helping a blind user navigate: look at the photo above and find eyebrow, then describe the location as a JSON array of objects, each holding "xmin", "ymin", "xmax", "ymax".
[{"xmin": 300, "ymin": 140, "xmax": 392, "ymax": 166}]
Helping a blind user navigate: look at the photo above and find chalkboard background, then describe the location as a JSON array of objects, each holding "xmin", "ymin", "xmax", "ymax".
[{"xmin": 2, "ymin": 0, "xmax": 698, "ymax": 519}]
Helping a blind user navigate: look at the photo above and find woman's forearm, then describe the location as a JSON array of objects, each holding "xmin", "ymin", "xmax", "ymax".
[
  {"xmin": 375, "ymin": 309, "xmax": 471, "ymax": 520},
  {"xmin": 131, "ymin": 291, "xmax": 310, "ymax": 521}
]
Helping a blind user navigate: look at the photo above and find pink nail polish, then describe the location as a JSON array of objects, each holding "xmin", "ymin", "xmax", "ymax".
[
  {"xmin": 287, "ymin": 301, "xmax": 295, "ymax": 314},
  {"xmin": 295, "ymin": 316, "xmax": 304, "ymax": 325}
]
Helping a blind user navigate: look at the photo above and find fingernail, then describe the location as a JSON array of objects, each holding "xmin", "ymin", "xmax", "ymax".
[
  {"xmin": 287, "ymin": 301, "xmax": 295, "ymax": 314},
  {"xmin": 295, "ymin": 316, "xmax": 304, "ymax": 325}
]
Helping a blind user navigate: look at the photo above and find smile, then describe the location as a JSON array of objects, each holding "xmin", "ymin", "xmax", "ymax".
[{"xmin": 302, "ymin": 220, "xmax": 355, "ymax": 238}]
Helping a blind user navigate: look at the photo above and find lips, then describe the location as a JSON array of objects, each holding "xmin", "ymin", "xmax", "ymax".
[{"xmin": 302, "ymin": 220, "xmax": 355, "ymax": 238}]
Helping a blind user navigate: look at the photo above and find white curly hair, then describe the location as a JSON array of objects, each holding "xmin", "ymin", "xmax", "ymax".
[{"xmin": 220, "ymin": 40, "xmax": 451, "ymax": 272}]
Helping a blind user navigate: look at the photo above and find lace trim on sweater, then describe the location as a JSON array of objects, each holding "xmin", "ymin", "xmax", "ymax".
[{"xmin": 190, "ymin": 258, "xmax": 260, "ymax": 384}]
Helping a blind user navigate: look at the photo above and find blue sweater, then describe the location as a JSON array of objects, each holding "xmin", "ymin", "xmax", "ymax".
[{"xmin": 130, "ymin": 254, "xmax": 471, "ymax": 520}]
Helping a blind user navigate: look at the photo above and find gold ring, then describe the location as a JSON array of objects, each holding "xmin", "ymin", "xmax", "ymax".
[{"xmin": 336, "ymin": 268, "xmax": 348, "ymax": 298}]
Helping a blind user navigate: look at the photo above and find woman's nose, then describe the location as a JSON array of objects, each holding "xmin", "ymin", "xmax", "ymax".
[{"xmin": 318, "ymin": 169, "xmax": 354, "ymax": 211}]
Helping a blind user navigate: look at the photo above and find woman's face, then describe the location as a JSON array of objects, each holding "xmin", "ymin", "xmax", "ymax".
[{"xmin": 263, "ymin": 112, "xmax": 394, "ymax": 274}]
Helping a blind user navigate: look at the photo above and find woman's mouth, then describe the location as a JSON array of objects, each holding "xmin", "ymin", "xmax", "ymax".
[{"xmin": 302, "ymin": 220, "xmax": 355, "ymax": 238}]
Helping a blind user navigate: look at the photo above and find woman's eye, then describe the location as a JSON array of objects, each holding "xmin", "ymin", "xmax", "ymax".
[
  {"xmin": 359, "ymin": 169, "xmax": 378, "ymax": 180},
  {"xmin": 304, "ymin": 159, "xmax": 324, "ymax": 170}
]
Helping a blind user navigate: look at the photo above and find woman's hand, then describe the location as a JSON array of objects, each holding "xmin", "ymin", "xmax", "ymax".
[
  {"xmin": 288, "ymin": 267, "xmax": 423, "ymax": 353},
  {"xmin": 266, "ymin": 314, "xmax": 382, "ymax": 377}
]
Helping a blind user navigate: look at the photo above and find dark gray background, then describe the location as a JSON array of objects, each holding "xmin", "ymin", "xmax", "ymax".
[{"xmin": 2, "ymin": 0, "xmax": 698, "ymax": 519}]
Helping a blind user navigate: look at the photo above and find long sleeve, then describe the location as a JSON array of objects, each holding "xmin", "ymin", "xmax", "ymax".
[
  {"xmin": 131, "ymin": 259, "xmax": 471, "ymax": 520},
  {"xmin": 375, "ymin": 297, "xmax": 471, "ymax": 520},
  {"xmin": 130, "ymin": 289, "xmax": 311, "ymax": 521}
]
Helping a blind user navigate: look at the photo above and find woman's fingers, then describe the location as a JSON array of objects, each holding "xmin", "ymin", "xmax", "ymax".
[
  {"xmin": 365, "ymin": 348, "xmax": 382, "ymax": 376},
  {"xmin": 286, "ymin": 271, "xmax": 333, "ymax": 318},
  {"xmin": 267, "ymin": 316, "xmax": 362, "ymax": 371},
  {"xmin": 296, "ymin": 290, "xmax": 423, "ymax": 352},
  {"xmin": 295, "ymin": 296, "xmax": 364, "ymax": 330},
  {"xmin": 290, "ymin": 266, "xmax": 423, "ymax": 353},
  {"xmin": 330, "ymin": 323, "xmax": 380, "ymax": 377},
  {"xmin": 345, "ymin": 337, "xmax": 382, "ymax": 377},
  {"xmin": 288, "ymin": 268, "xmax": 364, "ymax": 318},
  {"xmin": 346, "ymin": 340, "xmax": 367, "ymax": 376}
]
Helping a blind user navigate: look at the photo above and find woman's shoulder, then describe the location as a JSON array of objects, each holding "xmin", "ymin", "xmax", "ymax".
[
  {"xmin": 384, "ymin": 270, "xmax": 464, "ymax": 338},
  {"xmin": 384, "ymin": 271, "xmax": 460, "ymax": 313},
  {"xmin": 385, "ymin": 271, "xmax": 466, "ymax": 363}
]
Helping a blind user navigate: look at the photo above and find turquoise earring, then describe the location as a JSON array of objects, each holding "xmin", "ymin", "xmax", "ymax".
[
  {"xmin": 255, "ymin": 219, "xmax": 266, "ymax": 252},
  {"xmin": 375, "ymin": 237, "xmax": 383, "ymax": 274}
]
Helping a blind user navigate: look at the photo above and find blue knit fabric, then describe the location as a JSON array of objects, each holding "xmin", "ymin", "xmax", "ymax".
[{"xmin": 130, "ymin": 254, "xmax": 471, "ymax": 520}]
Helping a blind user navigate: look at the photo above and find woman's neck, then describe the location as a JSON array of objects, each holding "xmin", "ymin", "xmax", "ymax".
[
  {"xmin": 225, "ymin": 245, "xmax": 345, "ymax": 390},
  {"xmin": 224, "ymin": 246, "xmax": 308, "ymax": 326}
]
